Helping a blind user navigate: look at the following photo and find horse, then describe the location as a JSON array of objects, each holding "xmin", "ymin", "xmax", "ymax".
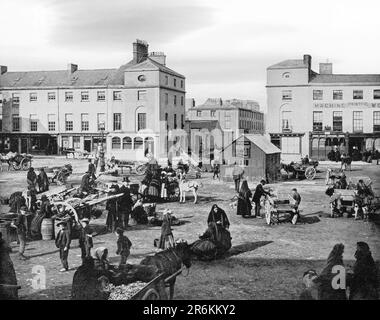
[
  {"xmin": 139, "ymin": 241, "xmax": 192, "ymax": 299},
  {"xmin": 179, "ymin": 180, "xmax": 202, "ymax": 204}
]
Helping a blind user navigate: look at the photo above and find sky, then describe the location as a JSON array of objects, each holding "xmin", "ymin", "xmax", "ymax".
[{"xmin": 1, "ymin": 0, "xmax": 380, "ymax": 111}]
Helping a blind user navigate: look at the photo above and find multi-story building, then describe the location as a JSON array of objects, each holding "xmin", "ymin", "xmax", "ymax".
[
  {"xmin": 0, "ymin": 40, "xmax": 186, "ymax": 160},
  {"xmin": 186, "ymin": 98, "xmax": 265, "ymax": 166},
  {"xmin": 266, "ymin": 55, "xmax": 380, "ymax": 161}
]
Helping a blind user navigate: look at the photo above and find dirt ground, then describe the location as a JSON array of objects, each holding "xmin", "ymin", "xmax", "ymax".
[{"xmin": 1, "ymin": 156, "xmax": 379, "ymax": 300}]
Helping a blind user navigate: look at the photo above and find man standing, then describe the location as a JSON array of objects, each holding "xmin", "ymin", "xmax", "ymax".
[
  {"xmin": 252, "ymin": 180, "xmax": 270, "ymax": 218},
  {"xmin": 27, "ymin": 167, "xmax": 37, "ymax": 192},
  {"xmin": 78, "ymin": 218, "xmax": 93, "ymax": 263},
  {"xmin": 10, "ymin": 206, "xmax": 28, "ymax": 260},
  {"xmin": 37, "ymin": 168, "xmax": 49, "ymax": 193},
  {"xmin": 55, "ymin": 221, "xmax": 71, "ymax": 272},
  {"xmin": 88, "ymin": 159, "xmax": 97, "ymax": 181},
  {"xmin": 118, "ymin": 177, "xmax": 132, "ymax": 229},
  {"xmin": 232, "ymin": 163, "xmax": 244, "ymax": 193},
  {"xmin": 290, "ymin": 188, "xmax": 301, "ymax": 225}
]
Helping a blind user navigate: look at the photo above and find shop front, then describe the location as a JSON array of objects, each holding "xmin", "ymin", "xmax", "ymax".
[{"xmin": 0, "ymin": 133, "xmax": 58, "ymax": 154}]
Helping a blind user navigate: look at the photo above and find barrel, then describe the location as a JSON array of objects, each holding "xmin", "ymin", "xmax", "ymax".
[{"xmin": 41, "ymin": 218, "xmax": 54, "ymax": 240}]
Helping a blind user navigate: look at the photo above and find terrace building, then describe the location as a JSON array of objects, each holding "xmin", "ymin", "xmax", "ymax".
[
  {"xmin": 0, "ymin": 40, "xmax": 186, "ymax": 161},
  {"xmin": 266, "ymin": 55, "xmax": 380, "ymax": 161}
]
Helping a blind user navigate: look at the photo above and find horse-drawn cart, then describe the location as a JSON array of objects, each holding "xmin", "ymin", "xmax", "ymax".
[
  {"xmin": 0, "ymin": 153, "xmax": 32, "ymax": 171},
  {"xmin": 281, "ymin": 161, "xmax": 318, "ymax": 180},
  {"xmin": 264, "ymin": 197, "xmax": 295, "ymax": 225}
]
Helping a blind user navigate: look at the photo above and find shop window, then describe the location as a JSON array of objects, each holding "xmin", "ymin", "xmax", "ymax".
[
  {"xmin": 73, "ymin": 136, "xmax": 81, "ymax": 149},
  {"xmin": 122, "ymin": 137, "xmax": 132, "ymax": 150},
  {"xmin": 374, "ymin": 111, "xmax": 380, "ymax": 132},
  {"xmin": 281, "ymin": 137, "xmax": 300, "ymax": 154},
  {"xmin": 134, "ymin": 137, "xmax": 143, "ymax": 149},
  {"xmin": 111, "ymin": 137, "xmax": 121, "ymax": 149}
]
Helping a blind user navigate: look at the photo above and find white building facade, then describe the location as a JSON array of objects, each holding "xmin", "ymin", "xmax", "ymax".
[
  {"xmin": 266, "ymin": 55, "xmax": 380, "ymax": 161},
  {"xmin": 0, "ymin": 40, "xmax": 186, "ymax": 161}
]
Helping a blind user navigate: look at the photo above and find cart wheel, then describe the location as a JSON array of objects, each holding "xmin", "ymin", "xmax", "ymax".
[
  {"xmin": 22, "ymin": 159, "xmax": 31, "ymax": 171},
  {"xmin": 135, "ymin": 165, "xmax": 146, "ymax": 176},
  {"xmin": 12, "ymin": 161, "xmax": 21, "ymax": 171},
  {"xmin": 305, "ymin": 167, "xmax": 316, "ymax": 180},
  {"xmin": 141, "ymin": 288, "xmax": 160, "ymax": 300}
]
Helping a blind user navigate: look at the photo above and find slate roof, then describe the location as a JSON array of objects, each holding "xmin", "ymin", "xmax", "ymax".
[
  {"xmin": 310, "ymin": 74, "xmax": 380, "ymax": 84},
  {"xmin": 194, "ymin": 98, "xmax": 261, "ymax": 112},
  {"xmin": 0, "ymin": 57, "xmax": 184, "ymax": 88},
  {"xmin": 244, "ymin": 134, "xmax": 281, "ymax": 154},
  {"xmin": 267, "ymin": 59, "xmax": 308, "ymax": 70}
]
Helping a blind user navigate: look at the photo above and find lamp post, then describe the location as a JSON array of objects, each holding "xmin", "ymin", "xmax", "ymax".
[{"xmin": 99, "ymin": 121, "xmax": 105, "ymax": 172}]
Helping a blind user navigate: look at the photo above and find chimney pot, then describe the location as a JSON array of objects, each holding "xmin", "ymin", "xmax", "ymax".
[
  {"xmin": 303, "ymin": 54, "xmax": 312, "ymax": 69},
  {"xmin": 319, "ymin": 62, "xmax": 333, "ymax": 75},
  {"xmin": 0, "ymin": 65, "xmax": 7, "ymax": 75},
  {"xmin": 67, "ymin": 63, "xmax": 78, "ymax": 73},
  {"xmin": 149, "ymin": 52, "xmax": 166, "ymax": 66}
]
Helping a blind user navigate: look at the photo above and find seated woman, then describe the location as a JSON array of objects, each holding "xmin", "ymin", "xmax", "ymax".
[{"xmin": 207, "ymin": 204, "xmax": 230, "ymax": 229}]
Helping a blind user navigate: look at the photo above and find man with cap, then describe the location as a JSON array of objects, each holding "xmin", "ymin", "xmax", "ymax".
[
  {"xmin": 55, "ymin": 220, "xmax": 71, "ymax": 272},
  {"xmin": 115, "ymin": 227, "xmax": 132, "ymax": 265},
  {"xmin": 10, "ymin": 206, "xmax": 28, "ymax": 260},
  {"xmin": 78, "ymin": 218, "xmax": 93, "ymax": 263}
]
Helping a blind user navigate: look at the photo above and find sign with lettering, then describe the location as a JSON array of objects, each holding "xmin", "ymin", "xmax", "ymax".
[{"xmin": 314, "ymin": 102, "xmax": 380, "ymax": 109}]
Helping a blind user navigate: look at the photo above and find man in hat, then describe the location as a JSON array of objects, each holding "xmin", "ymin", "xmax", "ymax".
[
  {"xmin": 106, "ymin": 184, "xmax": 119, "ymax": 232},
  {"xmin": 115, "ymin": 227, "xmax": 132, "ymax": 265},
  {"xmin": 78, "ymin": 218, "xmax": 93, "ymax": 263},
  {"xmin": 252, "ymin": 180, "xmax": 270, "ymax": 218},
  {"xmin": 55, "ymin": 221, "xmax": 71, "ymax": 272},
  {"xmin": 10, "ymin": 206, "xmax": 28, "ymax": 260},
  {"xmin": 118, "ymin": 177, "xmax": 132, "ymax": 229}
]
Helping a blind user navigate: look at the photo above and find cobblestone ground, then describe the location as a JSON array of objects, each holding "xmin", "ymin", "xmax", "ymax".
[{"xmin": 1, "ymin": 157, "xmax": 379, "ymax": 300}]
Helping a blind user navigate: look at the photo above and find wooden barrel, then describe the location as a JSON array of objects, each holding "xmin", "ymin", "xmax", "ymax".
[{"xmin": 41, "ymin": 218, "xmax": 54, "ymax": 240}]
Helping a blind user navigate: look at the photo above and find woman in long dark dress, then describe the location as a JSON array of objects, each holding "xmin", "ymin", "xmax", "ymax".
[
  {"xmin": 158, "ymin": 210, "xmax": 174, "ymax": 249},
  {"xmin": 236, "ymin": 180, "xmax": 252, "ymax": 218},
  {"xmin": 207, "ymin": 204, "xmax": 230, "ymax": 229}
]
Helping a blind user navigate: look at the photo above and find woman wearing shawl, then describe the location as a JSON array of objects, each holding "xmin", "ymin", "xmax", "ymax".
[
  {"xmin": 237, "ymin": 180, "xmax": 252, "ymax": 218},
  {"xmin": 348, "ymin": 242, "xmax": 378, "ymax": 300},
  {"xmin": 37, "ymin": 168, "xmax": 49, "ymax": 193},
  {"xmin": 315, "ymin": 243, "xmax": 347, "ymax": 300},
  {"xmin": 207, "ymin": 204, "xmax": 230, "ymax": 229},
  {"xmin": 158, "ymin": 210, "xmax": 174, "ymax": 249}
]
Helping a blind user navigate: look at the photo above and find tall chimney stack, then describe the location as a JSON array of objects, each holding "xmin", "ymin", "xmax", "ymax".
[
  {"xmin": 303, "ymin": 54, "xmax": 312, "ymax": 69},
  {"xmin": 0, "ymin": 65, "xmax": 7, "ymax": 75},
  {"xmin": 133, "ymin": 39, "xmax": 149, "ymax": 64},
  {"xmin": 67, "ymin": 63, "xmax": 78, "ymax": 74}
]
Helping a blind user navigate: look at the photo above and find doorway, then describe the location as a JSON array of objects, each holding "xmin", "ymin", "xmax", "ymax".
[
  {"xmin": 349, "ymin": 137, "xmax": 364, "ymax": 154},
  {"xmin": 21, "ymin": 138, "xmax": 28, "ymax": 153},
  {"xmin": 84, "ymin": 139, "xmax": 92, "ymax": 153}
]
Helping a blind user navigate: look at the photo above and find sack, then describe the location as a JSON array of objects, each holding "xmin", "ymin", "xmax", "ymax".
[{"xmin": 191, "ymin": 239, "xmax": 217, "ymax": 260}]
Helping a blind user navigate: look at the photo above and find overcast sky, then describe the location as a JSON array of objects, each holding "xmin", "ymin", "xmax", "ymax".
[{"xmin": 1, "ymin": 0, "xmax": 380, "ymax": 111}]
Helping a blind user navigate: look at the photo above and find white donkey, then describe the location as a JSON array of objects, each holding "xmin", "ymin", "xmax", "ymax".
[{"xmin": 178, "ymin": 179, "xmax": 202, "ymax": 204}]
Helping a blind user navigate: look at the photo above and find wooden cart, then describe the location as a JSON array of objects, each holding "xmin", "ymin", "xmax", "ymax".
[{"xmin": 264, "ymin": 197, "xmax": 295, "ymax": 225}]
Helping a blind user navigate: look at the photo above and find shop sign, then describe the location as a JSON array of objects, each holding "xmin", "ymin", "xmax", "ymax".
[{"xmin": 314, "ymin": 102, "xmax": 380, "ymax": 108}]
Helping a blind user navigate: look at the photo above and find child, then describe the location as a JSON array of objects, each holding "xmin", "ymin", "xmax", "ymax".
[
  {"xmin": 10, "ymin": 206, "xmax": 28, "ymax": 260},
  {"xmin": 78, "ymin": 218, "xmax": 93, "ymax": 263},
  {"xmin": 115, "ymin": 227, "xmax": 132, "ymax": 265},
  {"xmin": 55, "ymin": 221, "xmax": 71, "ymax": 272}
]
